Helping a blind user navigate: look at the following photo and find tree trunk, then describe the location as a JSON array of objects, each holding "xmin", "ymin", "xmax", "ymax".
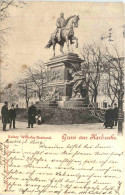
[
  {"xmin": 38, "ymin": 89, "xmax": 42, "ymax": 101},
  {"xmin": 93, "ymin": 87, "xmax": 98, "ymax": 108},
  {"xmin": 38, "ymin": 92, "xmax": 41, "ymax": 101},
  {"xmin": 38, "ymin": 95, "xmax": 41, "ymax": 101},
  {"xmin": 26, "ymin": 96, "xmax": 29, "ymax": 108},
  {"xmin": 111, "ymin": 100, "xmax": 115, "ymax": 107},
  {"xmin": 94, "ymin": 88, "xmax": 98, "ymax": 103},
  {"xmin": 26, "ymin": 99, "xmax": 29, "ymax": 108},
  {"xmin": 25, "ymin": 84, "xmax": 29, "ymax": 108},
  {"xmin": 91, "ymin": 94, "xmax": 94, "ymax": 103}
]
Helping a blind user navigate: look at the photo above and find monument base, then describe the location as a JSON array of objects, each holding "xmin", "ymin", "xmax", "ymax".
[
  {"xmin": 36, "ymin": 101, "xmax": 58, "ymax": 108},
  {"xmin": 57, "ymin": 98, "xmax": 88, "ymax": 108},
  {"xmin": 35, "ymin": 53, "xmax": 89, "ymax": 109},
  {"xmin": 46, "ymin": 53, "xmax": 84, "ymax": 100}
]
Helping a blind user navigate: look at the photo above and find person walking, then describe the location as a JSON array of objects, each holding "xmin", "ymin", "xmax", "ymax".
[
  {"xmin": 104, "ymin": 105, "xmax": 114, "ymax": 129},
  {"xmin": 113, "ymin": 103, "xmax": 118, "ymax": 126},
  {"xmin": 27, "ymin": 102, "xmax": 37, "ymax": 128},
  {"xmin": 1, "ymin": 101, "xmax": 9, "ymax": 131},
  {"xmin": 37, "ymin": 109, "xmax": 42, "ymax": 125},
  {"xmin": 9, "ymin": 104, "xmax": 16, "ymax": 129}
]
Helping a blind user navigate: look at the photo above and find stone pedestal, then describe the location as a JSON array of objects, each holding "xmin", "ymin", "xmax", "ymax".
[
  {"xmin": 36, "ymin": 101, "xmax": 58, "ymax": 108},
  {"xmin": 45, "ymin": 53, "xmax": 83, "ymax": 100},
  {"xmin": 58, "ymin": 98, "xmax": 89, "ymax": 108},
  {"xmin": 62, "ymin": 96, "xmax": 69, "ymax": 101},
  {"xmin": 37, "ymin": 53, "xmax": 89, "ymax": 108}
]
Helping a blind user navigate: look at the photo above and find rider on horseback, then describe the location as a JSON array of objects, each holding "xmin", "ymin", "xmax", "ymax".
[
  {"xmin": 55, "ymin": 12, "xmax": 66, "ymax": 42},
  {"xmin": 45, "ymin": 14, "xmax": 79, "ymax": 56}
]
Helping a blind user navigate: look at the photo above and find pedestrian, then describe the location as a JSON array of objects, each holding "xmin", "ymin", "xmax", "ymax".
[
  {"xmin": 104, "ymin": 105, "xmax": 114, "ymax": 129},
  {"xmin": 9, "ymin": 104, "xmax": 16, "ymax": 129},
  {"xmin": 1, "ymin": 101, "xmax": 9, "ymax": 131},
  {"xmin": 27, "ymin": 102, "xmax": 37, "ymax": 128},
  {"xmin": 113, "ymin": 103, "xmax": 118, "ymax": 126},
  {"xmin": 37, "ymin": 109, "xmax": 42, "ymax": 125}
]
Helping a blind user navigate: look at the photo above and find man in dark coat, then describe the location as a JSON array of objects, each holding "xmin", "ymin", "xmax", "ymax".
[
  {"xmin": 1, "ymin": 101, "xmax": 9, "ymax": 131},
  {"xmin": 9, "ymin": 104, "xmax": 16, "ymax": 129},
  {"xmin": 113, "ymin": 103, "xmax": 118, "ymax": 126},
  {"xmin": 104, "ymin": 105, "xmax": 114, "ymax": 129},
  {"xmin": 27, "ymin": 102, "xmax": 37, "ymax": 128}
]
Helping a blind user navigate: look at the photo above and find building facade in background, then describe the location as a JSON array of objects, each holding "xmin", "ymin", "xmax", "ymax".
[{"xmin": 2, "ymin": 57, "xmax": 123, "ymax": 109}]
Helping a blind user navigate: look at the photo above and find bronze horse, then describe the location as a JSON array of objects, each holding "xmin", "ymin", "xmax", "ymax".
[{"xmin": 45, "ymin": 15, "xmax": 80, "ymax": 57}]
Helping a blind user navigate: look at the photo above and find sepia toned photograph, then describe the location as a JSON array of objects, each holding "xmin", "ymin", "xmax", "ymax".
[
  {"xmin": 0, "ymin": 1, "xmax": 124, "ymax": 133},
  {"xmin": 0, "ymin": 1, "xmax": 124, "ymax": 194}
]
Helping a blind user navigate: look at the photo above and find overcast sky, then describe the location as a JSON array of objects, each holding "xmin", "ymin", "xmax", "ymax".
[{"xmin": 1, "ymin": 1, "xmax": 124, "ymax": 85}]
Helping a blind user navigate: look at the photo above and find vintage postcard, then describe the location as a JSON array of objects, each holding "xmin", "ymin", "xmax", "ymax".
[{"xmin": 0, "ymin": 1, "xmax": 124, "ymax": 194}]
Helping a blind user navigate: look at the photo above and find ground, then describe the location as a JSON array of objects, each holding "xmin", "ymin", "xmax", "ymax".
[{"xmin": 0, "ymin": 120, "xmax": 118, "ymax": 132}]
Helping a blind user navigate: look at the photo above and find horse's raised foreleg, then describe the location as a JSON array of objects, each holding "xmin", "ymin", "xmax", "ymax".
[{"xmin": 72, "ymin": 36, "xmax": 78, "ymax": 48}]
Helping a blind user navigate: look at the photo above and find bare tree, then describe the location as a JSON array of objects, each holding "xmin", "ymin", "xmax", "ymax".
[
  {"xmin": 25, "ymin": 60, "xmax": 47, "ymax": 101},
  {"xmin": 0, "ymin": 1, "xmax": 26, "ymax": 102},
  {"xmin": 0, "ymin": 0, "xmax": 26, "ymax": 59},
  {"xmin": 81, "ymin": 43, "xmax": 104, "ymax": 105},
  {"xmin": 18, "ymin": 81, "xmax": 32, "ymax": 108},
  {"xmin": 102, "ymin": 45, "xmax": 124, "ymax": 103},
  {"xmin": 0, "ymin": 82, "xmax": 13, "ymax": 96},
  {"xmin": 106, "ymin": 75, "xmax": 119, "ymax": 106},
  {"xmin": 1, "ymin": 83, "xmax": 19, "ymax": 104},
  {"xmin": 0, "ymin": 0, "xmax": 26, "ymax": 21}
]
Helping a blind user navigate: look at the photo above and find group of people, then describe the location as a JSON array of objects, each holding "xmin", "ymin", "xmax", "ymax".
[
  {"xmin": 104, "ymin": 103, "xmax": 118, "ymax": 129},
  {"xmin": 1, "ymin": 100, "xmax": 118, "ymax": 131},
  {"xmin": 1, "ymin": 101, "xmax": 16, "ymax": 131},
  {"xmin": 1, "ymin": 101, "xmax": 42, "ymax": 131}
]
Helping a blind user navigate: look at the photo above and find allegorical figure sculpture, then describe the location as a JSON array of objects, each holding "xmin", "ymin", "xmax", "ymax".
[
  {"xmin": 69, "ymin": 69, "xmax": 87, "ymax": 99},
  {"xmin": 45, "ymin": 87, "xmax": 60, "ymax": 102},
  {"xmin": 45, "ymin": 13, "xmax": 79, "ymax": 56}
]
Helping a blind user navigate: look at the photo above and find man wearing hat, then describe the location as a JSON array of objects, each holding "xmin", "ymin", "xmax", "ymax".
[
  {"xmin": 104, "ymin": 105, "xmax": 114, "ymax": 128},
  {"xmin": 9, "ymin": 104, "xmax": 16, "ymax": 129},
  {"xmin": 27, "ymin": 102, "xmax": 37, "ymax": 128},
  {"xmin": 113, "ymin": 103, "xmax": 118, "ymax": 126},
  {"xmin": 1, "ymin": 101, "xmax": 9, "ymax": 131}
]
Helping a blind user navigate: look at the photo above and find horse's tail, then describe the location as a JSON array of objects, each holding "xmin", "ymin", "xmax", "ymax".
[{"xmin": 45, "ymin": 38, "xmax": 52, "ymax": 49}]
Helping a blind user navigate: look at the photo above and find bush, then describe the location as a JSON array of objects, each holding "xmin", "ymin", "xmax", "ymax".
[{"xmin": 16, "ymin": 107, "xmax": 102, "ymax": 124}]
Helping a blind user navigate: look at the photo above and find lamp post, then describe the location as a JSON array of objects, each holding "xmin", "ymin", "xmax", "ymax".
[
  {"xmin": 118, "ymin": 89, "xmax": 123, "ymax": 134},
  {"xmin": 118, "ymin": 63, "xmax": 124, "ymax": 134}
]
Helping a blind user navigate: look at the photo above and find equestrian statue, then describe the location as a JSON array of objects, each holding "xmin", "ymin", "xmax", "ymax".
[{"xmin": 45, "ymin": 13, "xmax": 80, "ymax": 56}]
